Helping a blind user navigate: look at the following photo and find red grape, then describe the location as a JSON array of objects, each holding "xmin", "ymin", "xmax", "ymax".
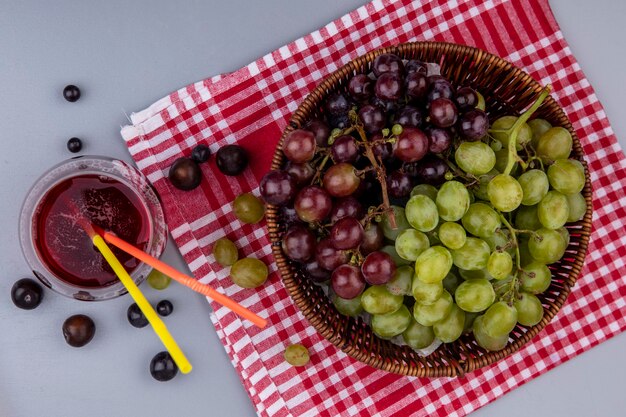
[
  {"xmin": 260, "ymin": 170, "xmax": 297, "ymax": 205},
  {"xmin": 326, "ymin": 92, "xmax": 351, "ymax": 116},
  {"xmin": 361, "ymin": 223, "xmax": 384, "ymax": 254},
  {"xmin": 329, "ymin": 113, "xmax": 349, "ymax": 129},
  {"xmin": 372, "ymin": 53, "xmax": 405, "ymax": 77},
  {"xmin": 375, "ymin": 72, "xmax": 404, "ymax": 101},
  {"xmin": 429, "ymin": 98, "xmax": 458, "ymax": 128},
  {"xmin": 455, "ymin": 86, "xmax": 478, "ymax": 110},
  {"xmin": 330, "ymin": 217, "xmax": 364, "ymax": 250},
  {"xmin": 394, "ymin": 106, "xmax": 423, "ymax": 128},
  {"xmin": 331, "ymin": 135, "xmax": 359, "ymax": 163},
  {"xmin": 405, "ymin": 60, "xmax": 427, "ymax": 75},
  {"xmin": 426, "ymin": 127, "xmax": 452, "ymax": 153},
  {"xmin": 316, "ymin": 238, "xmax": 349, "ymax": 271},
  {"xmin": 281, "ymin": 224, "xmax": 316, "ymax": 262},
  {"xmin": 427, "ymin": 76, "xmax": 455, "ymax": 101},
  {"xmin": 304, "ymin": 260, "xmax": 331, "ymax": 283},
  {"xmin": 358, "ymin": 104, "xmax": 386, "ymax": 134},
  {"xmin": 393, "ymin": 127, "xmax": 429, "ymax": 162},
  {"xmin": 413, "ymin": 156, "xmax": 448, "ymax": 185},
  {"xmin": 348, "ymin": 74, "xmax": 373, "ymax": 102},
  {"xmin": 322, "ymin": 163, "xmax": 361, "ymax": 197},
  {"xmin": 330, "ymin": 196, "xmax": 364, "ymax": 223},
  {"xmin": 285, "ymin": 161, "xmax": 315, "ymax": 187},
  {"xmin": 458, "ymin": 109, "xmax": 489, "ymax": 141},
  {"xmin": 386, "ymin": 170, "xmax": 413, "ymax": 198},
  {"xmin": 294, "ymin": 186, "xmax": 332, "ymax": 223},
  {"xmin": 283, "ymin": 129, "xmax": 316, "ymax": 163},
  {"xmin": 371, "ymin": 133, "xmax": 392, "ymax": 161},
  {"xmin": 306, "ymin": 119, "xmax": 331, "ymax": 147},
  {"xmin": 370, "ymin": 96, "xmax": 399, "ymax": 114},
  {"xmin": 361, "ymin": 251, "xmax": 396, "ymax": 285},
  {"xmin": 280, "ymin": 205, "xmax": 301, "ymax": 225},
  {"xmin": 405, "ymin": 72, "xmax": 428, "ymax": 101},
  {"xmin": 331, "ymin": 264, "xmax": 366, "ymax": 299}
]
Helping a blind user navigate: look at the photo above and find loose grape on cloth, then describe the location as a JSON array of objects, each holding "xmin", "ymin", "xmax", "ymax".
[{"xmin": 120, "ymin": 0, "xmax": 626, "ymax": 415}]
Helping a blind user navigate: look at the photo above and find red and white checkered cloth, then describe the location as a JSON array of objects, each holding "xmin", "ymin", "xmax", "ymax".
[{"xmin": 121, "ymin": 0, "xmax": 626, "ymax": 415}]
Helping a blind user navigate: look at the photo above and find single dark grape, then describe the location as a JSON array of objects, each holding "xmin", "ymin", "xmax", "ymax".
[
  {"xmin": 414, "ymin": 156, "xmax": 448, "ymax": 185},
  {"xmin": 150, "ymin": 351, "xmax": 178, "ymax": 382},
  {"xmin": 127, "ymin": 303, "xmax": 148, "ymax": 328},
  {"xmin": 294, "ymin": 186, "xmax": 333, "ymax": 222},
  {"xmin": 322, "ymin": 163, "xmax": 360, "ymax": 197},
  {"xmin": 427, "ymin": 76, "xmax": 455, "ymax": 101},
  {"xmin": 370, "ymin": 96, "xmax": 399, "ymax": 114},
  {"xmin": 62, "ymin": 314, "xmax": 96, "ymax": 348},
  {"xmin": 455, "ymin": 86, "xmax": 478, "ymax": 110},
  {"xmin": 394, "ymin": 106, "xmax": 423, "ymax": 128},
  {"xmin": 330, "ymin": 196, "xmax": 364, "ymax": 223},
  {"xmin": 304, "ymin": 260, "xmax": 331, "ymax": 283},
  {"xmin": 191, "ymin": 144, "xmax": 211, "ymax": 163},
  {"xmin": 458, "ymin": 109, "xmax": 489, "ymax": 141},
  {"xmin": 331, "ymin": 135, "xmax": 359, "ymax": 163},
  {"xmin": 280, "ymin": 205, "xmax": 301, "ymax": 225},
  {"xmin": 156, "ymin": 300, "xmax": 173, "ymax": 317},
  {"xmin": 393, "ymin": 127, "xmax": 429, "ymax": 162},
  {"xmin": 371, "ymin": 133, "xmax": 392, "ymax": 161},
  {"xmin": 283, "ymin": 129, "xmax": 316, "ymax": 163},
  {"xmin": 405, "ymin": 60, "xmax": 428, "ymax": 74},
  {"xmin": 168, "ymin": 157, "xmax": 202, "ymax": 191},
  {"xmin": 282, "ymin": 224, "xmax": 316, "ymax": 262},
  {"xmin": 429, "ymin": 98, "xmax": 458, "ymax": 128},
  {"xmin": 375, "ymin": 72, "xmax": 404, "ymax": 101},
  {"xmin": 331, "ymin": 264, "xmax": 366, "ymax": 299},
  {"xmin": 329, "ymin": 113, "xmax": 350, "ymax": 129},
  {"xmin": 405, "ymin": 72, "xmax": 428, "ymax": 101},
  {"xmin": 330, "ymin": 217, "xmax": 364, "ymax": 250},
  {"xmin": 11, "ymin": 278, "xmax": 43, "ymax": 310},
  {"xmin": 285, "ymin": 162, "xmax": 315, "ymax": 187},
  {"xmin": 361, "ymin": 223, "xmax": 384, "ymax": 255},
  {"xmin": 386, "ymin": 170, "xmax": 413, "ymax": 198},
  {"xmin": 63, "ymin": 85, "xmax": 81, "ymax": 102},
  {"xmin": 67, "ymin": 137, "xmax": 83, "ymax": 153},
  {"xmin": 358, "ymin": 104, "xmax": 386, "ymax": 134},
  {"xmin": 372, "ymin": 53, "xmax": 405, "ymax": 77},
  {"xmin": 426, "ymin": 127, "xmax": 452, "ymax": 153},
  {"xmin": 260, "ymin": 170, "xmax": 297, "ymax": 205},
  {"xmin": 315, "ymin": 238, "xmax": 349, "ymax": 271},
  {"xmin": 306, "ymin": 119, "xmax": 331, "ymax": 147},
  {"xmin": 348, "ymin": 74, "xmax": 373, "ymax": 102},
  {"xmin": 361, "ymin": 251, "xmax": 396, "ymax": 285},
  {"xmin": 325, "ymin": 92, "xmax": 351, "ymax": 116},
  {"xmin": 216, "ymin": 145, "xmax": 248, "ymax": 176}
]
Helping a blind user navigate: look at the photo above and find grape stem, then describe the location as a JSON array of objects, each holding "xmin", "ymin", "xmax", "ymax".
[{"xmin": 311, "ymin": 153, "xmax": 331, "ymax": 185}]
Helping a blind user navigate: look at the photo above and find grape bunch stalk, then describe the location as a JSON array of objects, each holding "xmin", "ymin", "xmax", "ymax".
[{"xmin": 260, "ymin": 52, "xmax": 586, "ymax": 353}]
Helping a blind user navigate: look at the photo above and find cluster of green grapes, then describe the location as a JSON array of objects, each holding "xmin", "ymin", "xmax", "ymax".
[{"xmin": 334, "ymin": 88, "xmax": 587, "ymax": 351}]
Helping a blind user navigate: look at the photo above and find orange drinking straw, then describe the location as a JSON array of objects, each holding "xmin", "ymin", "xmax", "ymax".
[{"xmin": 102, "ymin": 232, "xmax": 268, "ymax": 329}]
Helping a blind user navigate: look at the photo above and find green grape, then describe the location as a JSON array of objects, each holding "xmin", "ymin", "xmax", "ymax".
[
  {"xmin": 461, "ymin": 203, "xmax": 501, "ymax": 239},
  {"xmin": 230, "ymin": 258, "xmax": 269, "ymax": 288},
  {"xmin": 386, "ymin": 266, "xmax": 414, "ymax": 296},
  {"xmin": 412, "ymin": 275, "xmax": 444, "ymax": 305},
  {"xmin": 436, "ymin": 181, "xmax": 471, "ymax": 221},
  {"xmin": 566, "ymin": 192, "xmax": 587, "ymax": 222},
  {"xmin": 433, "ymin": 304, "xmax": 465, "ymax": 343},
  {"xmin": 147, "ymin": 269, "xmax": 171, "ymax": 290},
  {"xmin": 472, "ymin": 170, "xmax": 499, "ymax": 201},
  {"xmin": 482, "ymin": 301, "xmax": 518, "ymax": 337},
  {"xmin": 491, "ymin": 115, "xmax": 533, "ymax": 150},
  {"xmin": 442, "ymin": 270, "xmax": 462, "ymax": 294},
  {"xmin": 381, "ymin": 206, "xmax": 411, "ymax": 240},
  {"xmin": 392, "ymin": 124, "xmax": 403, "ymax": 136},
  {"xmin": 402, "ymin": 319, "xmax": 435, "ymax": 349},
  {"xmin": 514, "ymin": 204, "xmax": 542, "ymax": 231},
  {"xmin": 426, "ymin": 229, "xmax": 441, "ymax": 246},
  {"xmin": 454, "ymin": 279, "xmax": 495, "ymax": 312},
  {"xmin": 514, "ymin": 292, "xmax": 544, "ymax": 326},
  {"xmin": 487, "ymin": 251, "xmax": 513, "ymax": 280},
  {"xmin": 488, "ymin": 174, "xmax": 523, "ymax": 212},
  {"xmin": 452, "ymin": 237, "xmax": 491, "ymax": 270},
  {"xmin": 528, "ymin": 118, "xmax": 552, "ymax": 148},
  {"xmin": 476, "ymin": 91, "xmax": 486, "ymax": 111},
  {"xmin": 520, "ymin": 262, "xmax": 552, "ymax": 294},
  {"xmin": 458, "ymin": 268, "xmax": 493, "ymax": 281},
  {"xmin": 557, "ymin": 226, "xmax": 571, "ymax": 248},
  {"xmin": 395, "ymin": 229, "xmax": 430, "ymax": 261},
  {"xmin": 284, "ymin": 344, "xmax": 310, "ymax": 366},
  {"xmin": 333, "ymin": 293, "xmax": 363, "ymax": 317},
  {"xmin": 233, "ymin": 193, "xmax": 265, "ymax": 224},
  {"xmin": 536, "ymin": 127, "xmax": 573, "ymax": 161},
  {"xmin": 371, "ymin": 305, "xmax": 412, "ymax": 339},
  {"xmin": 473, "ymin": 315, "xmax": 509, "ymax": 351},
  {"xmin": 518, "ymin": 169, "xmax": 549, "ymax": 206},
  {"xmin": 494, "ymin": 149, "xmax": 514, "ymax": 174},
  {"xmin": 213, "ymin": 237, "xmax": 239, "ymax": 266},
  {"xmin": 483, "ymin": 229, "xmax": 514, "ymax": 254},
  {"xmin": 438, "ymin": 222, "xmax": 467, "ymax": 250},
  {"xmin": 412, "ymin": 290, "xmax": 453, "ymax": 326},
  {"xmin": 405, "ymin": 195, "xmax": 439, "ymax": 232},
  {"xmin": 414, "ymin": 246, "xmax": 453, "ymax": 284},
  {"xmin": 538, "ymin": 191, "xmax": 569, "ymax": 229},
  {"xmin": 468, "ymin": 189, "xmax": 475, "ymax": 204},
  {"xmin": 464, "ymin": 311, "xmax": 480, "ymax": 333},
  {"xmin": 361, "ymin": 285, "xmax": 404, "ymax": 315},
  {"xmin": 528, "ymin": 228, "xmax": 566, "ymax": 264},
  {"xmin": 490, "ymin": 140, "xmax": 503, "ymax": 152},
  {"xmin": 547, "ymin": 159, "xmax": 586, "ymax": 195},
  {"xmin": 455, "ymin": 142, "xmax": 496, "ymax": 175},
  {"xmin": 381, "ymin": 245, "xmax": 412, "ymax": 266},
  {"xmin": 518, "ymin": 236, "xmax": 534, "ymax": 267},
  {"xmin": 410, "ymin": 184, "xmax": 439, "ymax": 201}
]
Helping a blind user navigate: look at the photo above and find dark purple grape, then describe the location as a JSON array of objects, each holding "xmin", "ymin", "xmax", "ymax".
[
  {"xmin": 329, "ymin": 113, "xmax": 350, "ymax": 129},
  {"xmin": 127, "ymin": 303, "xmax": 148, "ymax": 328},
  {"xmin": 455, "ymin": 87, "xmax": 478, "ymax": 111},
  {"xmin": 325, "ymin": 92, "xmax": 351, "ymax": 116},
  {"xmin": 11, "ymin": 278, "xmax": 43, "ymax": 310},
  {"xmin": 393, "ymin": 127, "xmax": 429, "ymax": 162},
  {"xmin": 348, "ymin": 74, "xmax": 373, "ymax": 102},
  {"xmin": 283, "ymin": 129, "xmax": 316, "ymax": 163},
  {"xmin": 375, "ymin": 72, "xmax": 404, "ymax": 101},
  {"xmin": 331, "ymin": 264, "xmax": 366, "ymax": 299},
  {"xmin": 294, "ymin": 186, "xmax": 333, "ymax": 222},
  {"xmin": 371, "ymin": 133, "xmax": 392, "ymax": 161},
  {"xmin": 285, "ymin": 162, "xmax": 315, "ymax": 187},
  {"xmin": 322, "ymin": 163, "xmax": 360, "ymax": 197},
  {"xmin": 282, "ymin": 224, "xmax": 316, "ymax": 262},
  {"xmin": 260, "ymin": 170, "xmax": 297, "ymax": 205},
  {"xmin": 405, "ymin": 60, "xmax": 427, "ymax": 75},
  {"xmin": 331, "ymin": 135, "xmax": 359, "ymax": 163},
  {"xmin": 67, "ymin": 137, "xmax": 83, "ymax": 153},
  {"xmin": 191, "ymin": 144, "xmax": 211, "ymax": 163},
  {"xmin": 358, "ymin": 104, "xmax": 386, "ymax": 134},
  {"xmin": 169, "ymin": 157, "xmax": 202, "ymax": 191},
  {"xmin": 414, "ymin": 156, "xmax": 448, "ymax": 185},
  {"xmin": 426, "ymin": 127, "xmax": 452, "ymax": 153},
  {"xmin": 429, "ymin": 98, "xmax": 458, "ymax": 128},
  {"xmin": 370, "ymin": 96, "xmax": 399, "ymax": 114},
  {"xmin": 156, "ymin": 300, "xmax": 174, "ymax": 317},
  {"xmin": 405, "ymin": 72, "xmax": 428, "ymax": 101},
  {"xmin": 330, "ymin": 217, "xmax": 364, "ymax": 250},
  {"xmin": 361, "ymin": 251, "xmax": 396, "ymax": 285},
  {"xmin": 216, "ymin": 145, "xmax": 248, "ymax": 176},
  {"xmin": 393, "ymin": 106, "xmax": 423, "ymax": 128},
  {"xmin": 304, "ymin": 260, "xmax": 331, "ymax": 283},
  {"xmin": 316, "ymin": 238, "xmax": 349, "ymax": 271},
  {"xmin": 280, "ymin": 205, "xmax": 301, "ymax": 225},
  {"xmin": 386, "ymin": 170, "xmax": 413, "ymax": 198},
  {"xmin": 330, "ymin": 196, "xmax": 364, "ymax": 223},
  {"xmin": 372, "ymin": 53, "xmax": 404, "ymax": 77},
  {"xmin": 307, "ymin": 119, "xmax": 331, "ymax": 147},
  {"xmin": 361, "ymin": 223, "xmax": 384, "ymax": 255},
  {"xmin": 150, "ymin": 351, "xmax": 178, "ymax": 382},
  {"xmin": 62, "ymin": 314, "xmax": 95, "ymax": 347},
  {"xmin": 458, "ymin": 109, "xmax": 489, "ymax": 141},
  {"xmin": 63, "ymin": 85, "xmax": 81, "ymax": 102},
  {"xmin": 427, "ymin": 76, "xmax": 455, "ymax": 101}
]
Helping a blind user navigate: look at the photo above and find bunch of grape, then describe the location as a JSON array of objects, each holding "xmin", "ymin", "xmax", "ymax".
[{"xmin": 260, "ymin": 52, "xmax": 585, "ymax": 353}]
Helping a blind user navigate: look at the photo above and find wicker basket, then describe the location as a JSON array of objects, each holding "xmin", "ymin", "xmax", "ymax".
[{"xmin": 266, "ymin": 42, "xmax": 593, "ymax": 377}]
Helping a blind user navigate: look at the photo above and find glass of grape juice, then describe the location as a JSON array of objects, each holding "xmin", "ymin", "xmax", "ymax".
[{"xmin": 19, "ymin": 156, "xmax": 167, "ymax": 301}]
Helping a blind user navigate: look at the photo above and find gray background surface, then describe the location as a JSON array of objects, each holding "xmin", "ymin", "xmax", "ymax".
[{"xmin": 0, "ymin": 1, "xmax": 624, "ymax": 416}]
